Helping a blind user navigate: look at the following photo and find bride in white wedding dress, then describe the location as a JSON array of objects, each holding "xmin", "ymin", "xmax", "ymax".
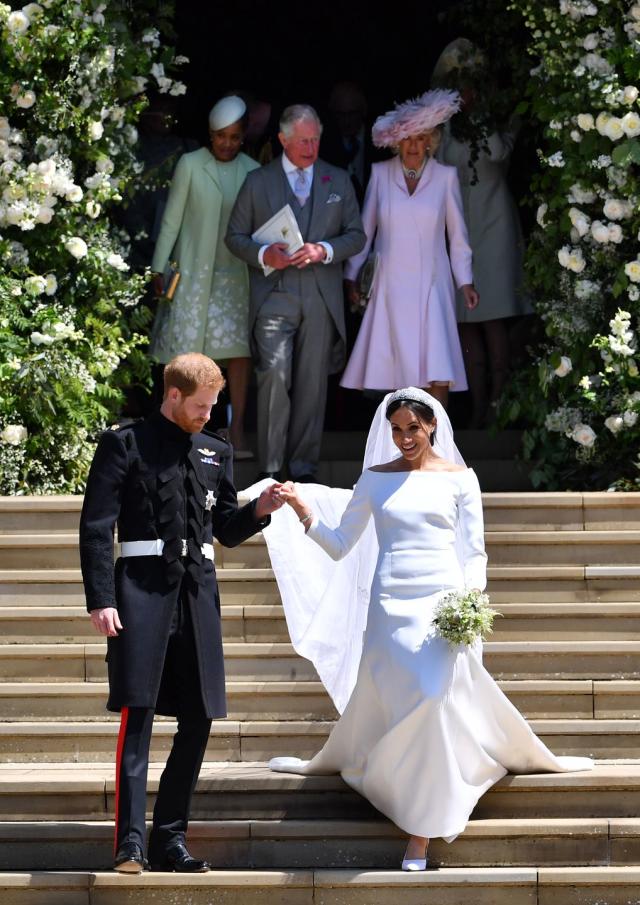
[{"xmin": 262, "ymin": 388, "xmax": 592, "ymax": 870}]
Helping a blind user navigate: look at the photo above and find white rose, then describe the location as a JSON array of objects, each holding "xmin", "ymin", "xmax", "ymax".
[
  {"xmin": 150, "ymin": 62, "xmax": 165, "ymax": 80},
  {"xmin": 106, "ymin": 252, "xmax": 129, "ymax": 271},
  {"xmin": 625, "ymin": 260, "xmax": 640, "ymax": 283},
  {"xmin": 0, "ymin": 424, "xmax": 28, "ymax": 445},
  {"xmin": 0, "ymin": 117, "xmax": 10, "ymax": 140},
  {"xmin": 44, "ymin": 273, "xmax": 57, "ymax": 295},
  {"xmin": 608, "ymin": 223, "xmax": 623, "ymax": 243},
  {"xmin": 623, "ymin": 85, "xmax": 639, "ymax": 105},
  {"xmin": 604, "ymin": 117, "xmax": 624, "ymax": 141},
  {"xmin": 554, "ymin": 356, "xmax": 573, "ymax": 377},
  {"xmin": 65, "ymin": 185, "xmax": 83, "ymax": 203},
  {"xmin": 15, "ymin": 90, "xmax": 36, "ymax": 109},
  {"xmin": 88, "ymin": 121, "xmax": 104, "ymax": 141},
  {"xmin": 558, "ymin": 246, "xmax": 571, "ymax": 268},
  {"xmin": 571, "ymin": 130, "xmax": 582, "ymax": 143},
  {"xmin": 65, "ymin": 236, "xmax": 88, "ymax": 259},
  {"xmin": 85, "ymin": 200, "xmax": 101, "ymax": 218},
  {"xmin": 591, "ymin": 220, "xmax": 611, "ymax": 243},
  {"xmin": 30, "ymin": 331, "xmax": 53, "ymax": 346},
  {"xmin": 603, "ymin": 199, "xmax": 626, "ymax": 220},
  {"xmin": 571, "ymin": 424, "xmax": 596, "ymax": 447},
  {"xmin": 7, "ymin": 10, "xmax": 29, "ymax": 33},
  {"xmin": 24, "ymin": 275, "xmax": 46, "ymax": 295},
  {"xmin": 578, "ymin": 113, "xmax": 595, "ymax": 132},
  {"xmin": 624, "ymin": 410, "xmax": 639, "ymax": 427},
  {"xmin": 583, "ymin": 33, "xmax": 599, "ymax": 50},
  {"xmin": 22, "ymin": 3, "xmax": 43, "ymax": 17},
  {"xmin": 629, "ymin": 285, "xmax": 640, "ymax": 301},
  {"xmin": 622, "ymin": 111, "xmax": 640, "ymax": 137},
  {"xmin": 604, "ymin": 415, "xmax": 624, "ymax": 433},
  {"xmin": 596, "ymin": 112, "xmax": 611, "ymax": 134},
  {"xmin": 536, "ymin": 203, "xmax": 548, "ymax": 228},
  {"xmin": 35, "ymin": 205, "xmax": 53, "ymax": 224},
  {"xmin": 169, "ymin": 81, "xmax": 187, "ymax": 97},
  {"xmin": 95, "ymin": 156, "xmax": 114, "ymax": 174},
  {"xmin": 567, "ymin": 250, "xmax": 586, "ymax": 273},
  {"xmin": 569, "ymin": 207, "xmax": 590, "ymax": 236}
]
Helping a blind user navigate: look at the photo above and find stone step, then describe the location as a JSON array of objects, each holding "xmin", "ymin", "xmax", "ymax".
[
  {"xmin": 0, "ymin": 762, "xmax": 637, "ymax": 824},
  {"xmin": 0, "ymin": 639, "xmax": 637, "ymax": 683},
  {"xmin": 4, "ymin": 528, "xmax": 640, "ymax": 570},
  {"xmin": 3, "ymin": 866, "xmax": 640, "ymax": 905},
  {"xmin": 2, "ymin": 567, "xmax": 640, "ymax": 608},
  {"xmin": 0, "ymin": 705, "xmax": 633, "ymax": 759},
  {"xmin": 0, "ymin": 676, "xmax": 601, "ymax": 730},
  {"xmin": 2, "ymin": 491, "xmax": 640, "ymax": 534},
  {"xmin": 1, "ymin": 816, "xmax": 637, "ymax": 871},
  {"xmin": 4, "ymin": 601, "xmax": 640, "ymax": 645}
]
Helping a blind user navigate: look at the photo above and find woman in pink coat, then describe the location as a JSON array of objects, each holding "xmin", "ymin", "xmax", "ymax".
[{"xmin": 342, "ymin": 90, "xmax": 479, "ymax": 408}]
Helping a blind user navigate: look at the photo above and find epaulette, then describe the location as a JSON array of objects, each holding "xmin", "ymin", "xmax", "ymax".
[
  {"xmin": 107, "ymin": 418, "xmax": 140, "ymax": 433},
  {"xmin": 202, "ymin": 426, "xmax": 231, "ymax": 448}
]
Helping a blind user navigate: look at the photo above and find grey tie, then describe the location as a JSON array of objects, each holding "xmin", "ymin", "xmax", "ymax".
[{"xmin": 294, "ymin": 168, "xmax": 309, "ymax": 207}]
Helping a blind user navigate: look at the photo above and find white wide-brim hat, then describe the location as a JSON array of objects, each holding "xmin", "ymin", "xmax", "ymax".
[{"xmin": 209, "ymin": 95, "xmax": 246, "ymax": 132}]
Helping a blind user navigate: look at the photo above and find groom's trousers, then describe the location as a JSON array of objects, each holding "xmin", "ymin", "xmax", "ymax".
[{"xmin": 113, "ymin": 592, "xmax": 212, "ymax": 855}]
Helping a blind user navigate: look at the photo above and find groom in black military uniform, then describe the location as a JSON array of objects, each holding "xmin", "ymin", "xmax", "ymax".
[{"xmin": 80, "ymin": 353, "xmax": 283, "ymax": 873}]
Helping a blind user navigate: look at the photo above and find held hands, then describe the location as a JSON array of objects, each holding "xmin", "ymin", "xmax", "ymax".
[
  {"xmin": 90, "ymin": 607, "xmax": 122, "ymax": 637},
  {"xmin": 461, "ymin": 284, "xmax": 480, "ymax": 310},
  {"xmin": 254, "ymin": 483, "xmax": 287, "ymax": 519},
  {"xmin": 273, "ymin": 481, "xmax": 311, "ymax": 524}
]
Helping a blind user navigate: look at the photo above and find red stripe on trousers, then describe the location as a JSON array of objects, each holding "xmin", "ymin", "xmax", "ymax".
[{"xmin": 114, "ymin": 706, "xmax": 129, "ymax": 854}]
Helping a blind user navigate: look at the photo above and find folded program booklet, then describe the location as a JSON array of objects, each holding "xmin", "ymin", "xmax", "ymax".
[{"xmin": 252, "ymin": 204, "xmax": 304, "ymax": 275}]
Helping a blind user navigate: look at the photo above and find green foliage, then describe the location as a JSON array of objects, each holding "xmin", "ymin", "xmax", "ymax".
[{"xmin": 0, "ymin": 0, "xmax": 186, "ymax": 493}]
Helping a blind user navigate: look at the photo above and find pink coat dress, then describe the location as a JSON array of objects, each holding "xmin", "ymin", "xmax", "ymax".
[{"xmin": 342, "ymin": 157, "xmax": 473, "ymax": 391}]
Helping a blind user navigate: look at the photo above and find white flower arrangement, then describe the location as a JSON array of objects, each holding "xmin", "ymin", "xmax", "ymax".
[
  {"xmin": 500, "ymin": 1, "xmax": 640, "ymax": 490},
  {"xmin": 432, "ymin": 589, "xmax": 499, "ymax": 647},
  {"xmin": 0, "ymin": 0, "xmax": 180, "ymax": 493}
]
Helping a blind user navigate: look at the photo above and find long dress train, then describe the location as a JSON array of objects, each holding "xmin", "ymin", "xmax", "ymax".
[{"xmin": 269, "ymin": 467, "xmax": 592, "ymax": 841}]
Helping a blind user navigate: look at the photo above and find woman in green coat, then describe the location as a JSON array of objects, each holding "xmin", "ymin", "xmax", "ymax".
[{"xmin": 151, "ymin": 96, "xmax": 259, "ymax": 456}]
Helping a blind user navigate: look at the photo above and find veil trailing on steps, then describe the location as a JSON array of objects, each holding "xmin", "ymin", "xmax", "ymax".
[{"xmin": 241, "ymin": 389, "xmax": 465, "ymax": 713}]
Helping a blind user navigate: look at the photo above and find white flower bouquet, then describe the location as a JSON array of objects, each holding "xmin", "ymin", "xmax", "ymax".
[{"xmin": 432, "ymin": 589, "xmax": 499, "ymax": 646}]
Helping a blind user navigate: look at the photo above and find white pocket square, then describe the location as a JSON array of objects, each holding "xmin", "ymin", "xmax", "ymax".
[{"xmin": 327, "ymin": 193, "xmax": 342, "ymax": 204}]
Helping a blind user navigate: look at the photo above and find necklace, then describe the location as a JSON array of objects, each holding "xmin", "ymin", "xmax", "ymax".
[{"xmin": 401, "ymin": 158, "xmax": 427, "ymax": 181}]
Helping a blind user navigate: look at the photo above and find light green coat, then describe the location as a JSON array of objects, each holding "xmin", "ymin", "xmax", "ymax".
[{"xmin": 150, "ymin": 147, "xmax": 260, "ymax": 362}]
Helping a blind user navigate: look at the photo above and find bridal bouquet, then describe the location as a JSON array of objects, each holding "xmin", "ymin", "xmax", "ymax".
[{"xmin": 432, "ymin": 589, "xmax": 499, "ymax": 646}]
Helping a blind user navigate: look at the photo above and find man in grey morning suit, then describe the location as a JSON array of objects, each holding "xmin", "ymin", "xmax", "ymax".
[{"xmin": 226, "ymin": 104, "xmax": 365, "ymax": 481}]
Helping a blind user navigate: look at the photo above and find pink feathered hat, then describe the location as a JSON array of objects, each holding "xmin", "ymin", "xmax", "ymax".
[{"xmin": 371, "ymin": 88, "xmax": 462, "ymax": 148}]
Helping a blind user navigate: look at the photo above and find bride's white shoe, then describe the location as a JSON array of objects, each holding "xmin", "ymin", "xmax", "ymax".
[
  {"xmin": 401, "ymin": 840, "xmax": 429, "ymax": 871},
  {"xmin": 401, "ymin": 855, "xmax": 428, "ymax": 871}
]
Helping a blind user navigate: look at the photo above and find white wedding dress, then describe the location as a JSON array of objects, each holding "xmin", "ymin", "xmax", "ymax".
[{"xmin": 269, "ymin": 466, "xmax": 592, "ymax": 841}]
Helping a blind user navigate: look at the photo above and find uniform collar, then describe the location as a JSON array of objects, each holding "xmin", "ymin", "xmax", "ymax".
[{"xmin": 150, "ymin": 410, "xmax": 192, "ymax": 445}]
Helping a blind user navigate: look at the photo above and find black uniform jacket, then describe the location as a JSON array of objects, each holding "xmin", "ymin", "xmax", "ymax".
[{"xmin": 79, "ymin": 411, "xmax": 269, "ymax": 718}]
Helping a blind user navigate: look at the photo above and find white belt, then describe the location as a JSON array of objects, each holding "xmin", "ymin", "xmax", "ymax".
[{"xmin": 120, "ymin": 539, "xmax": 214, "ymax": 562}]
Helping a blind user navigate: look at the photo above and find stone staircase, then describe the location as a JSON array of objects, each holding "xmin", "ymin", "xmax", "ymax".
[{"xmin": 0, "ymin": 490, "xmax": 639, "ymax": 903}]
